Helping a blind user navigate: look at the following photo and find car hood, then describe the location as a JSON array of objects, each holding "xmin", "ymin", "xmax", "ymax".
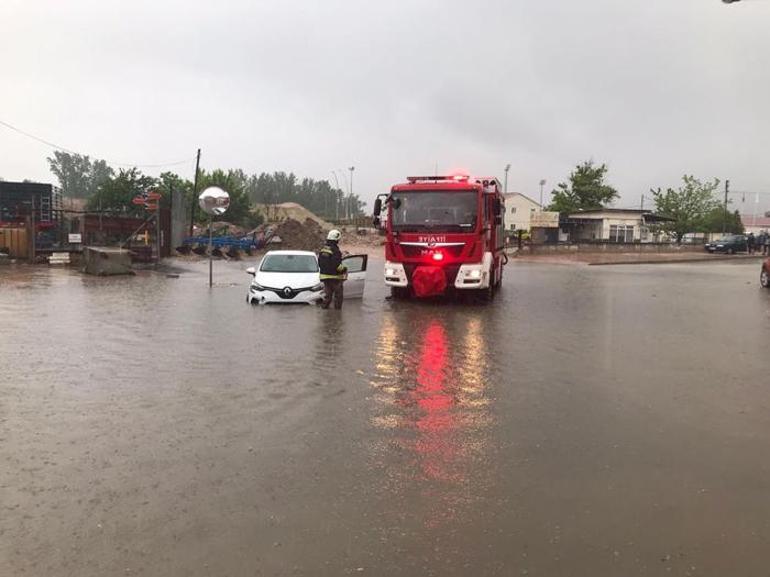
[{"xmin": 254, "ymin": 271, "xmax": 320, "ymax": 290}]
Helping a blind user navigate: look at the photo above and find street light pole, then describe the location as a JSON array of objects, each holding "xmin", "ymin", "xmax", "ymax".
[
  {"xmin": 504, "ymin": 164, "xmax": 511, "ymax": 193},
  {"xmin": 348, "ymin": 166, "xmax": 355, "ymax": 220}
]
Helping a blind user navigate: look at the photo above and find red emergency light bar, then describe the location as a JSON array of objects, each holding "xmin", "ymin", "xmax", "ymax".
[{"xmin": 406, "ymin": 175, "xmax": 469, "ymax": 183}]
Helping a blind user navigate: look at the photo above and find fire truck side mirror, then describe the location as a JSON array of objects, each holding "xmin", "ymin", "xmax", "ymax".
[
  {"xmin": 372, "ymin": 198, "xmax": 382, "ymax": 228},
  {"xmin": 494, "ymin": 198, "xmax": 503, "ymax": 216}
]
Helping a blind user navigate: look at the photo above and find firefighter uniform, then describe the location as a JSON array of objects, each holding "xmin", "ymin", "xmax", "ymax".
[{"xmin": 318, "ymin": 234, "xmax": 346, "ymax": 309}]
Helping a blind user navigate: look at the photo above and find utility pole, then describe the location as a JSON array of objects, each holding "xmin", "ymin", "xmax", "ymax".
[
  {"xmin": 156, "ymin": 184, "xmax": 166, "ymax": 264},
  {"xmin": 504, "ymin": 164, "xmax": 511, "ymax": 193},
  {"xmin": 723, "ymin": 179, "xmax": 730, "ymax": 235},
  {"xmin": 640, "ymin": 194, "xmax": 644, "ymax": 212},
  {"xmin": 539, "ymin": 179, "xmax": 547, "ymax": 208},
  {"xmin": 189, "ymin": 148, "xmax": 201, "ymax": 236}
]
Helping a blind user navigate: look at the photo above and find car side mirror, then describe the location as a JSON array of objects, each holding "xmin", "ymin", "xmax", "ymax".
[{"xmin": 246, "ymin": 266, "xmax": 256, "ymax": 275}]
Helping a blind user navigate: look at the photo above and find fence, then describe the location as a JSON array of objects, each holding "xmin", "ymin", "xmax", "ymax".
[{"xmin": 0, "ymin": 227, "xmax": 29, "ymax": 258}]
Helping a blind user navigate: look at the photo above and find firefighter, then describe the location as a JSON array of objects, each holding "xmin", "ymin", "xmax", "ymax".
[{"xmin": 318, "ymin": 229, "xmax": 347, "ymax": 309}]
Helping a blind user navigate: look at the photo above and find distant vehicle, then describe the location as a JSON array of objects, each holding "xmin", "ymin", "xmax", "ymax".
[
  {"xmin": 761, "ymin": 257, "xmax": 770, "ymax": 289},
  {"xmin": 704, "ymin": 235, "xmax": 748, "ymax": 254},
  {"xmin": 372, "ymin": 174, "xmax": 506, "ymax": 300},
  {"xmin": 246, "ymin": 250, "xmax": 368, "ymax": 304}
]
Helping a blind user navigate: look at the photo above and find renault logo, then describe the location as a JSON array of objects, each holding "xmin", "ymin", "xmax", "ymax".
[{"xmin": 283, "ymin": 287, "xmax": 292, "ymax": 296}]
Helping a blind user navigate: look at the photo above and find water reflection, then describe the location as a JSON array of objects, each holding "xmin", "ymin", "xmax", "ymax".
[{"xmin": 370, "ymin": 311, "xmax": 493, "ymax": 527}]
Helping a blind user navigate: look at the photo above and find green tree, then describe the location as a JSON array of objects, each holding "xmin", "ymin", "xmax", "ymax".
[
  {"xmin": 47, "ymin": 151, "xmax": 114, "ymax": 198},
  {"xmin": 197, "ymin": 169, "xmax": 262, "ymax": 228},
  {"xmin": 548, "ymin": 160, "xmax": 619, "ymax": 213},
  {"xmin": 157, "ymin": 171, "xmax": 193, "ymax": 209},
  {"xmin": 701, "ymin": 208, "xmax": 744, "ymax": 235},
  {"xmin": 651, "ymin": 175, "xmax": 721, "ymax": 243},
  {"xmin": 86, "ymin": 168, "xmax": 157, "ymax": 216}
]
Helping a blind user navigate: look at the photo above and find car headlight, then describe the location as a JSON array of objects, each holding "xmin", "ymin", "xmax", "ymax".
[
  {"xmin": 310, "ymin": 283, "xmax": 324, "ymax": 292},
  {"xmin": 716, "ymin": 245, "xmax": 724, "ymax": 248},
  {"xmin": 469, "ymin": 269, "xmax": 482, "ymax": 279},
  {"xmin": 251, "ymin": 283, "xmax": 265, "ymax": 291}
]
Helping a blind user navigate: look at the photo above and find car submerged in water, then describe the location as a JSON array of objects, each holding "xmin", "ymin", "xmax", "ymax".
[
  {"xmin": 704, "ymin": 234, "xmax": 748, "ymax": 254},
  {"xmin": 246, "ymin": 250, "xmax": 368, "ymax": 304}
]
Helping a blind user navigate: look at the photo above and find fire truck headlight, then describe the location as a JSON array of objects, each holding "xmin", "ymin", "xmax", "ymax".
[
  {"xmin": 385, "ymin": 267, "xmax": 396, "ymax": 277},
  {"xmin": 469, "ymin": 269, "xmax": 482, "ymax": 279},
  {"xmin": 431, "ymin": 251, "xmax": 444, "ymax": 262}
]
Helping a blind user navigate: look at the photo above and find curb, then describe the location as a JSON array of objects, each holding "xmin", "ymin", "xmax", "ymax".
[{"xmin": 588, "ymin": 255, "xmax": 767, "ymax": 266}]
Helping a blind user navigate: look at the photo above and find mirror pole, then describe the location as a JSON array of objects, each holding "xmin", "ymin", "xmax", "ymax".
[{"xmin": 208, "ymin": 214, "xmax": 213, "ymax": 288}]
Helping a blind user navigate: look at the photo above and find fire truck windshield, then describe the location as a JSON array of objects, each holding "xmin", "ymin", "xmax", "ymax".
[{"xmin": 390, "ymin": 191, "xmax": 477, "ymax": 232}]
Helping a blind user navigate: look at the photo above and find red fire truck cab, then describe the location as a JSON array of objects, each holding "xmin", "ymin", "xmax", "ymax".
[{"xmin": 373, "ymin": 175, "xmax": 506, "ymax": 299}]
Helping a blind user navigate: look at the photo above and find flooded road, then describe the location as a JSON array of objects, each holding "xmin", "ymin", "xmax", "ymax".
[{"xmin": 2, "ymin": 259, "xmax": 770, "ymax": 576}]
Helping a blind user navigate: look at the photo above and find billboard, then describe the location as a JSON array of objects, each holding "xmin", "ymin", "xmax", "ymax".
[{"xmin": 530, "ymin": 211, "xmax": 560, "ymax": 228}]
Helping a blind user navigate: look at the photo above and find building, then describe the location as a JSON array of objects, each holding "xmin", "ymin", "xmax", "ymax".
[
  {"xmin": 562, "ymin": 208, "xmax": 671, "ymax": 243},
  {"xmin": 0, "ymin": 181, "xmax": 62, "ymax": 226},
  {"xmin": 503, "ymin": 193, "xmax": 541, "ymax": 233},
  {"xmin": 741, "ymin": 215, "xmax": 770, "ymax": 236}
]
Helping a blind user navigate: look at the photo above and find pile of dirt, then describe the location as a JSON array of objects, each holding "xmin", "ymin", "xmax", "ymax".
[
  {"xmin": 254, "ymin": 202, "xmax": 333, "ymax": 230},
  {"xmin": 271, "ymin": 218, "xmax": 327, "ymax": 251}
]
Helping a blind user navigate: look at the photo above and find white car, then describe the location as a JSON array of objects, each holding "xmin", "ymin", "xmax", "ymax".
[{"xmin": 246, "ymin": 250, "xmax": 368, "ymax": 304}]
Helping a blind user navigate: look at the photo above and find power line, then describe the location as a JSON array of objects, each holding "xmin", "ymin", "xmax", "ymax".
[{"xmin": 0, "ymin": 118, "xmax": 193, "ymax": 169}]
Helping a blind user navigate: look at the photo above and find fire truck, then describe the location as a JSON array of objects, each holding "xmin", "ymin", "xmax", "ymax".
[{"xmin": 373, "ymin": 174, "xmax": 506, "ymax": 300}]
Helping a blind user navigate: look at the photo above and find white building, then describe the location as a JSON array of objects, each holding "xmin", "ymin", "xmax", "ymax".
[
  {"xmin": 503, "ymin": 193, "xmax": 541, "ymax": 233},
  {"xmin": 564, "ymin": 209, "xmax": 670, "ymax": 243},
  {"xmin": 741, "ymin": 215, "xmax": 770, "ymax": 236}
]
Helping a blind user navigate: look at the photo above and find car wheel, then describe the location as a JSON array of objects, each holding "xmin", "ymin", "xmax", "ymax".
[{"xmin": 761, "ymin": 269, "xmax": 770, "ymax": 288}]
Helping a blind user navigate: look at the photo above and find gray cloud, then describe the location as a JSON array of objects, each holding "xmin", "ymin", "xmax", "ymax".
[{"xmin": 2, "ymin": 0, "xmax": 770, "ymax": 212}]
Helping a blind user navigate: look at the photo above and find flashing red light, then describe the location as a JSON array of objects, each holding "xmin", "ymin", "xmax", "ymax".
[{"xmin": 431, "ymin": 251, "xmax": 444, "ymax": 262}]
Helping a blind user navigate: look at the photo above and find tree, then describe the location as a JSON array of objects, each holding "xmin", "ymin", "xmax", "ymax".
[
  {"xmin": 86, "ymin": 168, "xmax": 157, "ymax": 216},
  {"xmin": 197, "ymin": 169, "xmax": 262, "ymax": 229},
  {"xmin": 47, "ymin": 151, "xmax": 113, "ymax": 198},
  {"xmin": 651, "ymin": 175, "xmax": 721, "ymax": 243},
  {"xmin": 701, "ymin": 208, "xmax": 744, "ymax": 235},
  {"xmin": 548, "ymin": 160, "xmax": 619, "ymax": 213},
  {"xmin": 158, "ymin": 171, "xmax": 193, "ymax": 210}
]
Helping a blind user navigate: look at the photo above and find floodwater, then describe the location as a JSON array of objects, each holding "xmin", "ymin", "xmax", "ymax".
[{"xmin": 2, "ymin": 258, "xmax": 770, "ymax": 576}]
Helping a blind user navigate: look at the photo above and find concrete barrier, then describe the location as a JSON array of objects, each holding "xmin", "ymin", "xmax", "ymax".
[{"xmin": 81, "ymin": 247, "xmax": 134, "ymax": 276}]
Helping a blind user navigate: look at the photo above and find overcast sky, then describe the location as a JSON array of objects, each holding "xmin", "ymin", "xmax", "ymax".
[{"xmin": 2, "ymin": 0, "xmax": 770, "ymax": 212}]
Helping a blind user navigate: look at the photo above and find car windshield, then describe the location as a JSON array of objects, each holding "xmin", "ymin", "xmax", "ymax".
[
  {"xmin": 390, "ymin": 190, "xmax": 478, "ymax": 232},
  {"xmin": 260, "ymin": 254, "xmax": 318, "ymax": 273}
]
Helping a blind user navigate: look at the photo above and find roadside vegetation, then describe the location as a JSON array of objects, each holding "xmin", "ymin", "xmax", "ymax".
[
  {"xmin": 47, "ymin": 151, "xmax": 365, "ymax": 228},
  {"xmin": 548, "ymin": 160, "xmax": 743, "ymax": 241}
]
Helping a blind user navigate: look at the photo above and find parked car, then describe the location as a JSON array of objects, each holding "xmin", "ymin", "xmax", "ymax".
[
  {"xmin": 761, "ymin": 257, "xmax": 770, "ymax": 289},
  {"xmin": 246, "ymin": 250, "xmax": 368, "ymax": 304},
  {"xmin": 704, "ymin": 235, "xmax": 748, "ymax": 254}
]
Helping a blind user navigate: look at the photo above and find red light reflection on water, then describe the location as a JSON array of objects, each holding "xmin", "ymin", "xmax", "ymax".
[{"xmin": 411, "ymin": 321, "xmax": 461, "ymax": 483}]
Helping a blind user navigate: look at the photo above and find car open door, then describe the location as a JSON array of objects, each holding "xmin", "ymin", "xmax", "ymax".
[{"xmin": 342, "ymin": 254, "xmax": 368, "ymax": 299}]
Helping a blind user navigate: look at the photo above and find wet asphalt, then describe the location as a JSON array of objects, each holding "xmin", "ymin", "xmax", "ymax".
[{"xmin": 1, "ymin": 258, "xmax": 770, "ymax": 576}]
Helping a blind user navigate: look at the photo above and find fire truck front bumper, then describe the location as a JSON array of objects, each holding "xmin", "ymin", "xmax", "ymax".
[
  {"xmin": 454, "ymin": 253, "xmax": 493, "ymax": 290},
  {"xmin": 383, "ymin": 261, "xmax": 408, "ymax": 287}
]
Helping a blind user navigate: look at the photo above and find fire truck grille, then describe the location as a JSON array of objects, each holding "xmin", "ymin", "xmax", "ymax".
[{"xmin": 400, "ymin": 245, "xmax": 465, "ymax": 259}]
